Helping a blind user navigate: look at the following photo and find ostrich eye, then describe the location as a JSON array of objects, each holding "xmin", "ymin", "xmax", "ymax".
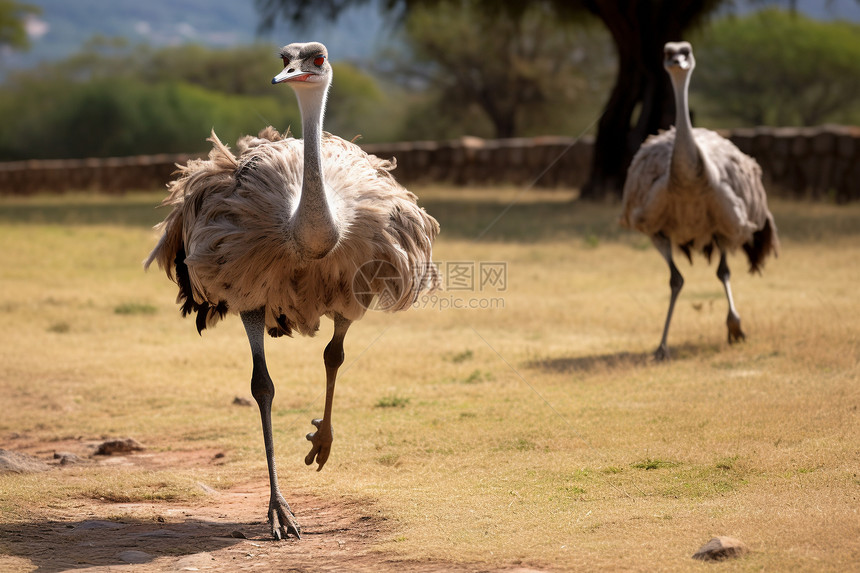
[
  {"xmin": 282, "ymin": 57, "xmax": 290, "ymax": 68},
  {"xmin": 313, "ymin": 55, "xmax": 325, "ymax": 67}
]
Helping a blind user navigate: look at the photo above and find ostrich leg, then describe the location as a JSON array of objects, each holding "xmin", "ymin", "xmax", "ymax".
[
  {"xmin": 240, "ymin": 307, "xmax": 301, "ymax": 540},
  {"xmin": 305, "ymin": 313, "xmax": 351, "ymax": 470},
  {"xmin": 653, "ymin": 234, "xmax": 684, "ymax": 361},
  {"xmin": 717, "ymin": 251, "xmax": 746, "ymax": 343}
]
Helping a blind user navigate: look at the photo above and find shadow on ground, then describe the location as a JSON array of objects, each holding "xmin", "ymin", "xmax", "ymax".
[
  {"xmin": 525, "ymin": 342, "xmax": 722, "ymax": 374},
  {"xmin": 3, "ymin": 193, "xmax": 859, "ymax": 244},
  {"xmin": 0, "ymin": 195, "xmax": 626, "ymax": 243},
  {"xmin": 0, "ymin": 516, "xmax": 247, "ymax": 571},
  {"xmin": 0, "ymin": 486, "xmax": 398, "ymax": 572}
]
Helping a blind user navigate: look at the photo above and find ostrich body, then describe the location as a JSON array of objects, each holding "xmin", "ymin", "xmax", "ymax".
[
  {"xmin": 145, "ymin": 42, "xmax": 440, "ymax": 538},
  {"xmin": 619, "ymin": 41, "xmax": 779, "ymax": 360}
]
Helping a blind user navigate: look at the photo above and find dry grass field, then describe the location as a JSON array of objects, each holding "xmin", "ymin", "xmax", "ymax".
[{"xmin": 0, "ymin": 188, "xmax": 858, "ymax": 572}]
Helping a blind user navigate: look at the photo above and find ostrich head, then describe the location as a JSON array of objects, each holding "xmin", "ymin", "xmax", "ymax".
[
  {"xmin": 663, "ymin": 41, "xmax": 695, "ymax": 76},
  {"xmin": 271, "ymin": 41, "xmax": 339, "ymax": 259},
  {"xmin": 273, "ymin": 42, "xmax": 331, "ymax": 89}
]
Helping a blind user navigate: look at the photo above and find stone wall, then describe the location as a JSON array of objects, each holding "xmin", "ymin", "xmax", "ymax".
[
  {"xmin": 1, "ymin": 125, "xmax": 857, "ymax": 201},
  {"xmin": 361, "ymin": 135, "xmax": 595, "ymax": 189},
  {"xmin": 724, "ymin": 125, "xmax": 859, "ymax": 202},
  {"xmin": 0, "ymin": 153, "xmax": 197, "ymax": 196}
]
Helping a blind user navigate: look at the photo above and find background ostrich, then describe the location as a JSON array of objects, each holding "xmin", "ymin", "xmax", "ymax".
[
  {"xmin": 619, "ymin": 41, "xmax": 779, "ymax": 361},
  {"xmin": 145, "ymin": 42, "xmax": 440, "ymax": 539}
]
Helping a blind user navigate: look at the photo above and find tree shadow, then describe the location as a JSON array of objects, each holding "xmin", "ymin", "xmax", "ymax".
[
  {"xmin": 0, "ymin": 198, "xmax": 165, "ymax": 228},
  {"xmin": 0, "ymin": 194, "xmax": 632, "ymax": 244},
  {"xmin": 0, "ymin": 493, "xmax": 388, "ymax": 572},
  {"xmin": 525, "ymin": 342, "xmax": 721, "ymax": 374},
  {"xmin": 419, "ymin": 197, "xmax": 625, "ymax": 243},
  {"xmin": 0, "ymin": 516, "xmax": 249, "ymax": 571}
]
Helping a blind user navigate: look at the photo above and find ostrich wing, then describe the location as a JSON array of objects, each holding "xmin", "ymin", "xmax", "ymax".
[
  {"xmin": 146, "ymin": 129, "xmax": 440, "ymax": 338},
  {"xmin": 619, "ymin": 129, "xmax": 675, "ymax": 236}
]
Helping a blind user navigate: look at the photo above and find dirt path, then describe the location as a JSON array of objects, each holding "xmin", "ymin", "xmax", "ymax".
[
  {"xmin": 2, "ymin": 485, "xmax": 386, "ymax": 572},
  {"xmin": 1, "ymin": 441, "xmax": 541, "ymax": 572}
]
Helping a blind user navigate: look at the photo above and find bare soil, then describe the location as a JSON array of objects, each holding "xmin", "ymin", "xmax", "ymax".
[{"xmin": 0, "ymin": 441, "xmax": 533, "ymax": 573}]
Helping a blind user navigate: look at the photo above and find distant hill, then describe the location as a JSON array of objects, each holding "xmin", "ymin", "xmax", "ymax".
[
  {"xmin": 4, "ymin": 0, "xmax": 390, "ymax": 70},
  {"xmin": 4, "ymin": 0, "xmax": 859, "ymax": 73}
]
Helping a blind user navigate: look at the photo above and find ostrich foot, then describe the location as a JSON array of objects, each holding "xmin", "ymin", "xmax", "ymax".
[
  {"xmin": 727, "ymin": 314, "xmax": 746, "ymax": 344},
  {"xmin": 305, "ymin": 418, "xmax": 333, "ymax": 471},
  {"xmin": 268, "ymin": 492, "xmax": 301, "ymax": 540},
  {"xmin": 653, "ymin": 344, "xmax": 671, "ymax": 362}
]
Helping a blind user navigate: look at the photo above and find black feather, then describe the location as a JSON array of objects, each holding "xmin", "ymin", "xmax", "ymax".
[
  {"xmin": 743, "ymin": 216, "xmax": 777, "ymax": 274},
  {"xmin": 679, "ymin": 240, "xmax": 694, "ymax": 264},
  {"xmin": 702, "ymin": 242, "xmax": 714, "ymax": 264},
  {"xmin": 195, "ymin": 302, "xmax": 210, "ymax": 335},
  {"xmin": 175, "ymin": 244, "xmax": 229, "ymax": 335},
  {"xmin": 268, "ymin": 313, "xmax": 294, "ymax": 338},
  {"xmin": 175, "ymin": 246, "xmax": 197, "ymax": 318}
]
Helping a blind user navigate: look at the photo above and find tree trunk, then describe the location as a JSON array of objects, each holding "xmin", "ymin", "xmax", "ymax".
[{"xmin": 579, "ymin": 0, "xmax": 718, "ymax": 201}]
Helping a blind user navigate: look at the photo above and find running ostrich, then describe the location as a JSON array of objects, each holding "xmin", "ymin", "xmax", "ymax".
[
  {"xmin": 619, "ymin": 41, "xmax": 779, "ymax": 361},
  {"xmin": 145, "ymin": 42, "xmax": 440, "ymax": 539}
]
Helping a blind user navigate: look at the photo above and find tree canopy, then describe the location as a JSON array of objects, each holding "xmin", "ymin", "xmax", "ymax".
[
  {"xmin": 0, "ymin": 42, "xmax": 393, "ymax": 160},
  {"xmin": 693, "ymin": 9, "xmax": 860, "ymax": 126},
  {"xmin": 389, "ymin": 1, "xmax": 612, "ymax": 139},
  {"xmin": 256, "ymin": 0, "xmax": 724, "ymax": 198},
  {"xmin": 0, "ymin": 0, "xmax": 40, "ymax": 52}
]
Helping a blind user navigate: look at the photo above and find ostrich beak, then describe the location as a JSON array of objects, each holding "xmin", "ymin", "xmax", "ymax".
[
  {"xmin": 667, "ymin": 54, "xmax": 691, "ymax": 70},
  {"xmin": 272, "ymin": 68, "xmax": 315, "ymax": 84}
]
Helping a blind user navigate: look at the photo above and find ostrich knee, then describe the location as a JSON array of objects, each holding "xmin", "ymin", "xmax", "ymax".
[
  {"xmin": 716, "ymin": 255, "xmax": 730, "ymax": 284},
  {"xmin": 250, "ymin": 355, "xmax": 275, "ymax": 409},
  {"xmin": 670, "ymin": 262, "xmax": 684, "ymax": 295},
  {"xmin": 323, "ymin": 339, "xmax": 345, "ymax": 370}
]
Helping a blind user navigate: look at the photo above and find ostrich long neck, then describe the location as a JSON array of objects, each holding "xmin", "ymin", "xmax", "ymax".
[
  {"xmin": 669, "ymin": 69, "xmax": 704, "ymax": 186},
  {"xmin": 291, "ymin": 87, "xmax": 340, "ymax": 259}
]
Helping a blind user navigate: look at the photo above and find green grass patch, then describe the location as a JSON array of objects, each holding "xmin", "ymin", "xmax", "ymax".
[
  {"xmin": 114, "ymin": 302, "xmax": 158, "ymax": 315},
  {"xmin": 631, "ymin": 458, "xmax": 678, "ymax": 471},
  {"xmin": 374, "ymin": 395, "xmax": 410, "ymax": 409}
]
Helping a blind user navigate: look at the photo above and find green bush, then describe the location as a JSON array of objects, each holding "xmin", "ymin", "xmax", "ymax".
[
  {"xmin": 693, "ymin": 9, "xmax": 860, "ymax": 127},
  {"xmin": 0, "ymin": 43, "xmax": 397, "ymax": 160}
]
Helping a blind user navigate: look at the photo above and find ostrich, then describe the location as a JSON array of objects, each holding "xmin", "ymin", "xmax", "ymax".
[
  {"xmin": 145, "ymin": 42, "xmax": 440, "ymax": 539},
  {"xmin": 619, "ymin": 41, "xmax": 779, "ymax": 361}
]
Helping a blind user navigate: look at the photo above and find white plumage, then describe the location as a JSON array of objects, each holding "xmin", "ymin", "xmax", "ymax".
[
  {"xmin": 147, "ymin": 129, "xmax": 437, "ymax": 336},
  {"xmin": 145, "ymin": 42, "xmax": 439, "ymax": 539},
  {"xmin": 620, "ymin": 41, "xmax": 779, "ymax": 360}
]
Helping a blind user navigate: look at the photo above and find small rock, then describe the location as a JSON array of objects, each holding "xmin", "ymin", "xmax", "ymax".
[
  {"xmin": 232, "ymin": 396, "xmax": 253, "ymax": 407},
  {"xmin": 0, "ymin": 449, "xmax": 50, "ymax": 474},
  {"xmin": 117, "ymin": 550, "xmax": 152, "ymax": 564},
  {"xmin": 692, "ymin": 536, "xmax": 749, "ymax": 562},
  {"xmin": 95, "ymin": 438, "xmax": 144, "ymax": 456},
  {"xmin": 229, "ymin": 530, "xmax": 247, "ymax": 539},
  {"xmin": 54, "ymin": 451, "xmax": 82, "ymax": 465}
]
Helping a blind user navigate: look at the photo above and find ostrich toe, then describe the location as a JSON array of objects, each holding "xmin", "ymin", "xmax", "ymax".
[
  {"xmin": 269, "ymin": 492, "xmax": 301, "ymax": 540},
  {"xmin": 727, "ymin": 313, "xmax": 746, "ymax": 344},
  {"xmin": 305, "ymin": 418, "xmax": 333, "ymax": 471}
]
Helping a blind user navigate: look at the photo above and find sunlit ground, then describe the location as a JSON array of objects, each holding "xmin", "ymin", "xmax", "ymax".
[{"xmin": 1, "ymin": 188, "xmax": 858, "ymax": 571}]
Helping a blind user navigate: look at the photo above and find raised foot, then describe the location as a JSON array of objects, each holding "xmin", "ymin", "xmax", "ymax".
[
  {"xmin": 269, "ymin": 492, "xmax": 301, "ymax": 540},
  {"xmin": 653, "ymin": 344, "xmax": 671, "ymax": 362},
  {"xmin": 727, "ymin": 314, "xmax": 746, "ymax": 344},
  {"xmin": 305, "ymin": 418, "xmax": 333, "ymax": 471}
]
